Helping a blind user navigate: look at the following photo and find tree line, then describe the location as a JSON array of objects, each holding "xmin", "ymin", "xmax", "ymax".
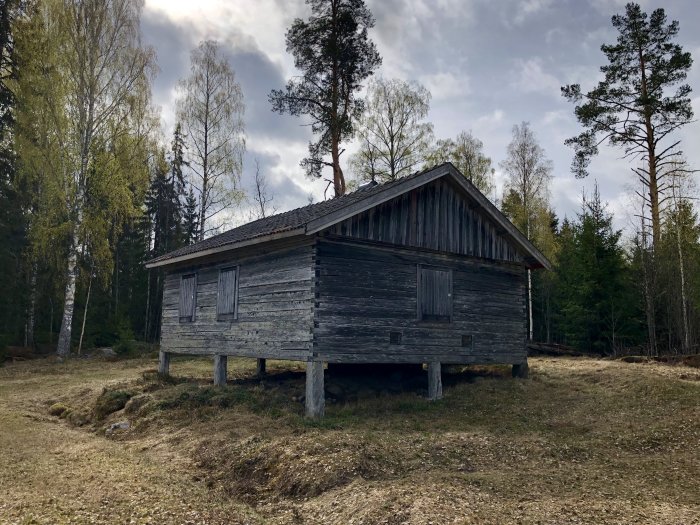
[{"xmin": 0, "ymin": 0, "xmax": 697, "ymax": 359}]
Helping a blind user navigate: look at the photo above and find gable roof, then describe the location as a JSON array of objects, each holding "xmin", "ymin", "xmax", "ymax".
[{"xmin": 146, "ymin": 163, "xmax": 551, "ymax": 270}]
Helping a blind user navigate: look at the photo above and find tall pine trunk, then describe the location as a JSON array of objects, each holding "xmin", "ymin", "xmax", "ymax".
[{"xmin": 331, "ymin": 137, "xmax": 345, "ymax": 197}]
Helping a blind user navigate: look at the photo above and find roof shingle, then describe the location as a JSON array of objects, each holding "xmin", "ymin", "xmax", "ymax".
[{"xmin": 146, "ymin": 164, "xmax": 443, "ymax": 266}]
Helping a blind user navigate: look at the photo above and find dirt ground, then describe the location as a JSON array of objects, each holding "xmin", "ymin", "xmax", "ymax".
[{"xmin": 0, "ymin": 355, "xmax": 698, "ymax": 525}]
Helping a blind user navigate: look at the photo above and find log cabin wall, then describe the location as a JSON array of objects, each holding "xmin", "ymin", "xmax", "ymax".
[
  {"xmin": 327, "ymin": 177, "xmax": 523, "ymax": 264},
  {"xmin": 312, "ymin": 239, "xmax": 527, "ymax": 365},
  {"xmin": 160, "ymin": 240, "xmax": 314, "ymax": 360}
]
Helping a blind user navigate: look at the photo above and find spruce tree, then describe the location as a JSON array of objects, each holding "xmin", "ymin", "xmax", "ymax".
[
  {"xmin": 182, "ymin": 187, "xmax": 199, "ymax": 245},
  {"xmin": 554, "ymin": 187, "xmax": 636, "ymax": 354}
]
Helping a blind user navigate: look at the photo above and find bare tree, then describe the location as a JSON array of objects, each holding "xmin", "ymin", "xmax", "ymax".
[
  {"xmin": 177, "ymin": 40, "xmax": 245, "ymax": 240},
  {"xmin": 500, "ymin": 122, "xmax": 553, "ymax": 341},
  {"xmin": 350, "ymin": 77, "xmax": 433, "ymax": 183},
  {"xmin": 249, "ymin": 159, "xmax": 277, "ymax": 220}
]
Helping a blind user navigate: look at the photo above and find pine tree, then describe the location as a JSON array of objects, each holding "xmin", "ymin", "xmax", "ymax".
[
  {"xmin": 562, "ymin": 3, "xmax": 693, "ymax": 249},
  {"xmin": 269, "ymin": 0, "xmax": 381, "ymax": 196}
]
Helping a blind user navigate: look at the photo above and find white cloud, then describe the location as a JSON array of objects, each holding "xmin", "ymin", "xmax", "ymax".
[
  {"xmin": 419, "ymin": 71, "xmax": 470, "ymax": 101},
  {"xmin": 513, "ymin": 58, "xmax": 561, "ymax": 96},
  {"xmin": 513, "ymin": 0, "xmax": 555, "ymax": 24}
]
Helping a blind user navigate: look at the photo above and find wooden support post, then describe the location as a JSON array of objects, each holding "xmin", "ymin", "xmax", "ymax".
[
  {"xmin": 158, "ymin": 351, "xmax": 170, "ymax": 376},
  {"xmin": 256, "ymin": 358, "xmax": 266, "ymax": 376},
  {"xmin": 305, "ymin": 360, "xmax": 325, "ymax": 418},
  {"xmin": 512, "ymin": 360, "xmax": 529, "ymax": 379},
  {"xmin": 428, "ymin": 361, "xmax": 442, "ymax": 400},
  {"xmin": 214, "ymin": 355, "xmax": 228, "ymax": 386}
]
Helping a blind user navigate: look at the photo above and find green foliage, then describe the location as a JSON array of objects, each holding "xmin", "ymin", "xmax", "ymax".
[
  {"xmin": 182, "ymin": 187, "xmax": 199, "ymax": 245},
  {"xmin": 551, "ymin": 187, "xmax": 641, "ymax": 354},
  {"xmin": 655, "ymin": 199, "xmax": 700, "ymax": 352},
  {"xmin": 562, "ymin": 3, "xmax": 693, "ymax": 178},
  {"xmin": 0, "ymin": 334, "xmax": 7, "ymax": 364},
  {"xmin": 269, "ymin": 0, "xmax": 381, "ymax": 195},
  {"xmin": 425, "ymin": 131, "xmax": 494, "ymax": 196},
  {"xmin": 114, "ymin": 339, "xmax": 135, "ymax": 357}
]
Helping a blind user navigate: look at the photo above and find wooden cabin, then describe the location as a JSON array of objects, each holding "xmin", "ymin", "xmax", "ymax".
[{"xmin": 146, "ymin": 163, "xmax": 550, "ymax": 417}]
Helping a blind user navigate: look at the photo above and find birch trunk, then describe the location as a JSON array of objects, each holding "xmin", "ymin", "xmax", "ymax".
[
  {"xmin": 57, "ymin": 233, "xmax": 79, "ymax": 357},
  {"xmin": 672, "ymin": 192, "xmax": 690, "ymax": 353}
]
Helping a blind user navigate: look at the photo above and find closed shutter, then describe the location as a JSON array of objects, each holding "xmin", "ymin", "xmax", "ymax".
[
  {"xmin": 217, "ymin": 267, "xmax": 238, "ymax": 320},
  {"xmin": 179, "ymin": 274, "xmax": 197, "ymax": 322},
  {"xmin": 418, "ymin": 267, "xmax": 452, "ymax": 322}
]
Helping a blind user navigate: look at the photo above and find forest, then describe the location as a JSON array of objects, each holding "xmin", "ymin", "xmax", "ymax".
[{"xmin": 0, "ymin": 0, "xmax": 697, "ymax": 361}]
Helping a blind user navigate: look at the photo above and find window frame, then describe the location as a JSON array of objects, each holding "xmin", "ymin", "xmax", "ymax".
[
  {"xmin": 178, "ymin": 273, "xmax": 198, "ymax": 323},
  {"xmin": 216, "ymin": 265, "xmax": 239, "ymax": 322},
  {"xmin": 416, "ymin": 265, "xmax": 453, "ymax": 324}
]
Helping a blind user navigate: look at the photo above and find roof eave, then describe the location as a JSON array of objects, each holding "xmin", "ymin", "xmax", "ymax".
[{"xmin": 144, "ymin": 228, "xmax": 306, "ymax": 269}]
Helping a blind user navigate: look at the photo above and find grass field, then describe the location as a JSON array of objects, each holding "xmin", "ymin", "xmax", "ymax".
[{"xmin": 0, "ymin": 355, "xmax": 698, "ymax": 524}]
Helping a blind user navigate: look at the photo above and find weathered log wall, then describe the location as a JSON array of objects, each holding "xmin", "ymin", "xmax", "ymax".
[
  {"xmin": 313, "ymin": 238, "xmax": 527, "ymax": 364},
  {"xmin": 160, "ymin": 241, "xmax": 314, "ymax": 359}
]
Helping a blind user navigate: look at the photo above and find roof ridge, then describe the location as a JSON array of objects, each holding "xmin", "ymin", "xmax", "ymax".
[{"xmin": 145, "ymin": 162, "xmax": 459, "ymax": 267}]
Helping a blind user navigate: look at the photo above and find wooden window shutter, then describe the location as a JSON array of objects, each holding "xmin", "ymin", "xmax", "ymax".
[
  {"xmin": 418, "ymin": 267, "xmax": 452, "ymax": 322},
  {"xmin": 217, "ymin": 267, "xmax": 238, "ymax": 320},
  {"xmin": 179, "ymin": 274, "xmax": 197, "ymax": 322}
]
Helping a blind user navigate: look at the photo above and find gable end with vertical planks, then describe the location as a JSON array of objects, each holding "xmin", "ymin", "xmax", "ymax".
[{"xmin": 326, "ymin": 177, "xmax": 522, "ymax": 263}]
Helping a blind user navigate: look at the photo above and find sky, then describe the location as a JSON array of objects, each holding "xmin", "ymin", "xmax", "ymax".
[{"xmin": 140, "ymin": 0, "xmax": 700, "ymax": 235}]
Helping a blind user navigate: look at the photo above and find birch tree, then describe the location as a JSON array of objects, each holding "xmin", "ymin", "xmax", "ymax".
[
  {"xmin": 176, "ymin": 40, "xmax": 245, "ymax": 240},
  {"xmin": 14, "ymin": 0, "xmax": 155, "ymax": 357},
  {"xmin": 500, "ymin": 122, "xmax": 553, "ymax": 341},
  {"xmin": 350, "ymin": 77, "xmax": 432, "ymax": 183},
  {"xmin": 425, "ymin": 130, "xmax": 494, "ymax": 196}
]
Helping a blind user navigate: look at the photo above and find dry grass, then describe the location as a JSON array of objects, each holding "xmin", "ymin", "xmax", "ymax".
[{"xmin": 0, "ymin": 355, "xmax": 698, "ymax": 524}]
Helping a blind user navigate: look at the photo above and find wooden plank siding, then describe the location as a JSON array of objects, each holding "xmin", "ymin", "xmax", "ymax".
[
  {"xmin": 313, "ymin": 239, "xmax": 527, "ymax": 364},
  {"xmin": 160, "ymin": 241, "xmax": 314, "ymax": 359},
  {"xmin": 327, "ymin": 177, "xmax": 523, "ymax": 264}
]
